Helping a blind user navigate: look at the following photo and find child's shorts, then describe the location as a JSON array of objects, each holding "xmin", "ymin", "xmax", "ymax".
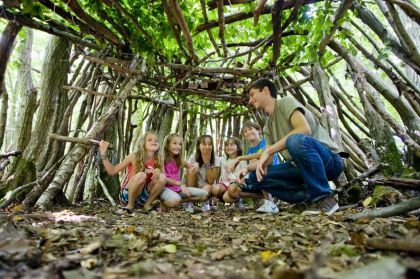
[{"xmin": 119, "ymin": 186, "xmax": 149, "ymax": 207}]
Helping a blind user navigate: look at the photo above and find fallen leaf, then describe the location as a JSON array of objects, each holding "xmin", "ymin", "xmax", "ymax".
[
  {"xmin": 80, "ymin": 257, "xmax": 97, "ymax": 269},
  {"xmin": 260, "ymin": 250, "xmax": 281, "ymax": 263},
  {"xmin": 210, "ymin": 248, "xmax": 234, "ymax": 260},
  {"xmin": 161, "ymin": 244, "xmax": 177, "ymax": 254},
  {"xmin": 363, "ymin": 197, "xmax": 372, "ymax": 208},
  {"xmin": 13, "ymin": 215, "xmax": 24, "ymax": 222}
]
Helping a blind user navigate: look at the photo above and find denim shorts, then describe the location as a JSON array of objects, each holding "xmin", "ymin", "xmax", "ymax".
[{"xmin": 119, "ymin": 186, "xmax": 149, "ymax": 207}]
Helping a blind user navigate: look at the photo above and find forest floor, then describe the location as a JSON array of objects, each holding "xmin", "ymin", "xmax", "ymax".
[{"xmin": 1, "ymin": 200, "xmax": 420, "ymax": 279}]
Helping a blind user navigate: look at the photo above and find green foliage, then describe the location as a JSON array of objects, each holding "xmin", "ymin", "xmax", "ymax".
[{"xmin": 328, "ymin": 244, "xmax": 360, "ymax": 257}]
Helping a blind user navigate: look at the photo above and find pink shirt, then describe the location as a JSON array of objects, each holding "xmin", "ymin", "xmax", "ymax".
[{"xmin": 164, "ymin": 160, "xmax": 182, "ymax": 192}]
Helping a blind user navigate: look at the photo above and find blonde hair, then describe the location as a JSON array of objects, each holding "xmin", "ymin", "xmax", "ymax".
[
  {"xmin": 161, "ymin": 133, "xmax": 183, "ymax": 167},
  {"xmin": 134, "ymin": 131, "xmax": 163, "ymax": 172}
]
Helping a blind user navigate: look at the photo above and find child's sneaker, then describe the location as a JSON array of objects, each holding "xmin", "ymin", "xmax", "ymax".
[
  {"xmin": 202, "ymin": 201, "xmax": 211, "ymax": 212},
  {"xmin": 256, "ymin": 199, "xmax": 279, "ymax": 214},
  {"xmin": 234, "ymin": 199, "xmax": 245, "ymax": 210},
  {"xmin": 185, "ymin": 202, "xmax": 194, "ymax": 213}
]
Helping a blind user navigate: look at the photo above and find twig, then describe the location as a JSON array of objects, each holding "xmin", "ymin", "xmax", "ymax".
[
  {"xmin": 96, "ymin": 174, "xmax": 116, "ymax": 206},
  {"xmin": 48, "ymin": 133, "xmax": 114, "ymax": 149},
  {"xmin": 0, "ymin": 151, "xmax": 22, "ymax": 159},
  {"xmin": 342, "ymin": 163, "xmax": 387, "ymax": 188},
  {"xmin": 365, "ymin": 237, "xmax": 420, "ymax": 254},
  {"xmin": 345, "ymin": 196, "xmax": 420, "ymax": 220}
]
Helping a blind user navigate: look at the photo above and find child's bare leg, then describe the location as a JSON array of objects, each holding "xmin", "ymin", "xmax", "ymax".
[
  {"xmin": 211, "ymin": 184, "xmax": 225, "ymax": 198},
  {"xmin": 262, "ymin": 191, "xmax": 273, "ymax": 201},
  {"xmin": 182, "ymin": 195, "xmax": 207, "ymax": 203},
  {"xmin": 143, "ymin": 173, "xmax": 166, "ymax": 210},
  {"xmin": 185, "ymin": 168, "xmax": 198, "ymax": 187},
  {"xmin": 127, "ymin": 172, "xmax": 147, "ymax": 209},
  {"xmin": 202, "ymin": 184, "xmax": 212, "ymax": 199}
]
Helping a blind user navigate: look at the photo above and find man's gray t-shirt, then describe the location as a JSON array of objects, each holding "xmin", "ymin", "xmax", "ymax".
[{"xmin": 263, "ymin": 97, "xmax": 341, "ymax": 161}]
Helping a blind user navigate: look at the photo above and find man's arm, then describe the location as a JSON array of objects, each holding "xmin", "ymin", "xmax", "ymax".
[{"xmin": 256, "ymin": 109, "xmax": 311, "ymax": 181}]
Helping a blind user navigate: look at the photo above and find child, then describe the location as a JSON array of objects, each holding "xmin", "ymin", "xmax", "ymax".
[
  {"xmin": 219, "ymin": 137, "xmax": 247, "ymax": 209},
  {"xmin": 160, "ymin": 133, "xmax": 208, "ymax": 212},
  {"xmin": 225, "ymin": 121, "xmax": 280, "ymax": 213},
  {"xmin": 185, "ymin": 135, "xmax": 222, "ymax": 212},
  {"xmin": 99, "ymin": 131, "xmax": 166, "ymax": 214}
]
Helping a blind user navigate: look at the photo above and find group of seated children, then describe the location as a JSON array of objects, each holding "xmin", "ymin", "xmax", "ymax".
[{"xmin": 99, "ymin": 121, "xmax": 280, "ymax": 214}]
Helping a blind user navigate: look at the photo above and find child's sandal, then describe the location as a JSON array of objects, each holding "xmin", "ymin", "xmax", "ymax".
[{"xmin": 114, "ymin": 206, "xmax": 133, "ymax": 215}]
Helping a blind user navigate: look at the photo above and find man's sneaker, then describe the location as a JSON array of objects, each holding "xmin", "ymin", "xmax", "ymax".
[
  {"xmin": 202, "ymin": 201, "xmax": 211, "ymax": 212},
  {"xmin": 185, "ymin": 202, "xmax": 194, "ymax": 213},
  {"xmin": 256, "ymin": 199, "xmax": 279, "ymax": 214},
  {"xmin": 302, "ymin": 196, "xmax": 339, "ymax": 216},
  {"xmin": 234, "ymin": 199, "xmax": 245, "ymax": 210}
]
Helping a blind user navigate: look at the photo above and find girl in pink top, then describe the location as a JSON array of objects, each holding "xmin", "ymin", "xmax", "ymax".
[
  {"xmin": 99, "ymin": 131, "xmax": 166, "ymax": 214},
  {"xmin": 160, "ymin": 133, "xmax": 208, "ymax": 212}
]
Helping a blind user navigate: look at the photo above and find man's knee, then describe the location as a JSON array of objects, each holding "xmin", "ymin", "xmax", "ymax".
[{"xmin": 286, "ymin": 134, "xmax": 307, "ymax": 157}]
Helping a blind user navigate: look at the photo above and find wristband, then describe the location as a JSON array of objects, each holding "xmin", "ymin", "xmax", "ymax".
[{"xmin": 100, "ymin": 154, "xmax": 108, "ymax": 160}]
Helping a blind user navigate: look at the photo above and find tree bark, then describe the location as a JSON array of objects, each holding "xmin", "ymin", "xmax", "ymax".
[
  {"xmin": 33, "ymin": 59, "xmax": 142, "ymax": 209},
  {"xmin": 14, "ymin": 28, "xmax": 37, "ymax": 152}
]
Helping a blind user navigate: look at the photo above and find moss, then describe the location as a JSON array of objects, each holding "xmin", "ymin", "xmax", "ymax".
[
  {"xmin": 343, "ymin": 183, "xmax": 363, "ymax": 204},
  {"xmin": 400, "ymin": 167, "xmax": 419, "ymax": 179},
  {"xmin": 372, "ymin": 185, "xmax": 402, "ymax": 206},
  {"xmin": 0, "ymin": 158, "xmax": 36, "ymax": 198},
  {"xmin": 382, "ymin": 143, "xmax": 404, "ymax": 176},
  {"xmin": 328, "ymin": 244, "xmax": 359, "ymax": 257}
]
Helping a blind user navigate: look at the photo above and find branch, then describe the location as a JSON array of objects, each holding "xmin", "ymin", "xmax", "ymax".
[
  {"xmin": 0, "ymin": 7, "xmax": 100, "ymax": 50},
  {"xmin": 345, "ymin": 196, "xmax": 420, "ymax": 220},
  {"xmin": 318, "ymin": 0, "xmax": 354, "ymax": 55},
  {"xmin": 65, "ymin": 0, "xmax": 123, "ymax": 47},
  {"xmin": 365, "ymin": 237, "xmax": 420, "ymax": 254},
  {"xmin": 217, "ymin": 0, "xmax": 229, "ymax": 57},
  {"xmin": 368, "ymin": 177, "xmax": 420, "ymax": 191},
  {"xmin": 195, "ymin": 0, "xmax": 323, "ymax": 33},
  {"xmin": 170, "ymin": 0, "xmax": 198, "ymax": 63},
  {"xmin": 208, "ymin": 0, "xmax": 255, "ymax": 10},
  {"xmin": 342, "ymin": 163, "xmax": 387, "ymax": 188},
  {"xmin": 48, "ymin": 133, "xmax": 114, "ymax": 149},
  {"xmin": 0, "ymin": 150, "xmax": 22, "ymax": 159},
  {"xmin": 387, "ymin": 0, "xmax": 420, "ymax": 25},
  {"xmin": 200, "ymin": 0, "xmax": 222, "ymax": 57}
]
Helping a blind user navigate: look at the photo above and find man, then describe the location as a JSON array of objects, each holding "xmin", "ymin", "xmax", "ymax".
[{"xmin": 243, "ymin": 78, "xmax": 345, "ymax": 215}]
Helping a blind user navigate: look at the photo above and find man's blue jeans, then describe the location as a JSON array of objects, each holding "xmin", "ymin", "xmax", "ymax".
[{"xmin": 246, "ymin": 134, "xmax": 343, "ymax": 204}]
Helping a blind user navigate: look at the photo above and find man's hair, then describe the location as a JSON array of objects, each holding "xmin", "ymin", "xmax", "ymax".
[
  {"xmin": 241, "ymin": 121, "xmax": 261, "ymax": 135},
  {"xmin": 248, "ymin": 78, "xmax": 277, "ymax": 98}
]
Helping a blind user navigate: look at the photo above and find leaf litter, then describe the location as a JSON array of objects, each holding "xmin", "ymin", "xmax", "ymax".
[{"xmin": 0, "ymin": 202, "xmax": 419, "ymax": 279}]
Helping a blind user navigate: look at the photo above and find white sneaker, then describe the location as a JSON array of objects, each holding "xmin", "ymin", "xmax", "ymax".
[
  {"xmin": 202, "ymin": 202, "xmax": 211, "ymax": 212},
  {"xmin": 185, "ymin": 202, "xmax": 194, "ymax": 213},
  {"xmin": 256, "ymin": 200, "xmax": 279, "ymax": 214},
  {"xmin": 235, "ymin": 199, "xmax": 245, "ymax": 210}
]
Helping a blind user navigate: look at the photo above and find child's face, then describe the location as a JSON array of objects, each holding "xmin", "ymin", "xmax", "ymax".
[
  {"xmin": 145, "ymin": 133, "xmax": 159, "ymax": 152},
  {"xmin": 243, "ymin": 127, "xmax": 260, "ymax": 142},
  {"xmin": 248, "ymin": 87, "xmax": 266, "ymax": 109},
  {"xmin": 199, "ymin": 137, "xmax": 212, "ymax": 155},
  {"xmin": 168, "ymin": 136, "xmax": 182, "ymax": 156},
  {"xmin": 225, "ymin": 141, "xmax": 238, "ymax": 157}
]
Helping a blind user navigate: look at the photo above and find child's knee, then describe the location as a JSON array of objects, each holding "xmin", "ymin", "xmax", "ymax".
[
  {"xmin": 131, "ymin": 172, "xmax": 147, "ymax": 185},
  {"xmin": 164, "ymin": 199, "xmax": 180, "ymax": 208},
  {"xmin": 157, "ymin": 173, "xmax": 166, "ymax": 184},
  {"xmin": 228, "ymin": 185, "xmax": 240, "ymax": 197}
]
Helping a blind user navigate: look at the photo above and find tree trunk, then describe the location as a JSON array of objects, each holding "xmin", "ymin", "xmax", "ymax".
[
  {"xmin": 14, "ymin": 28, "xmax": 37, "ymax": 153},
  {"xmin": 32, "ymin": 61, "xmax": 142, "ymax": 209},
  {"xmin": 0, "ymin": 21, "xmax": 21, "ymax": 149}
]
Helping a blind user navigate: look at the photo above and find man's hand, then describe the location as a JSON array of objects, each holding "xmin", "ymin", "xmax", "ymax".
[
  {"xmin": 256, "ymin": 150, "xmax": 269, "ymax": 182},
  {"xmin": 180, "ymin": 185, "xmax": 191, "ymax": 197}
]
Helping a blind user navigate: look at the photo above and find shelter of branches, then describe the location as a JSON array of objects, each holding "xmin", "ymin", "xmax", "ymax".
[{"xmin": 0, "ymin": 0, "xmax": 419, "ymax": 210}]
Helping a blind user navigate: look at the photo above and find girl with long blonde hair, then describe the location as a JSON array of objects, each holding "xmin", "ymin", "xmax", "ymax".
[{"xmin": 99, "ymin": 131, "xmax": 166, "ymax": 214}]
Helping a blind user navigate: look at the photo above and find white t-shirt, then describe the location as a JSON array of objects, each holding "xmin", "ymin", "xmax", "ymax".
[
  {"xmin": 188, "ymin": 153, "xmax": 223, "ymax": 187},
  {"xmin": 219, "ymin": 157, "xmax": 247, "ymax": 185}
]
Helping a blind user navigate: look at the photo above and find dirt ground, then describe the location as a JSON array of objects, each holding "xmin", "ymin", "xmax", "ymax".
[{"xmin": 1, "ymin": 201, "xmax": 420, "ymax": 279}]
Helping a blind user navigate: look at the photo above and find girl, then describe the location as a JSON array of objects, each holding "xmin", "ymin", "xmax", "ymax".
[
  {"xmin": 160, "ymin": 133, "xmax": 208, "ymax": 212},
  {"xmin": 218, "ymin": 137, "xmax": 247, "ymax": 201},
  {"xmin": 185, "ymin": 135, "xmax": 222, "ymax": 212},
  {"xmin": 99, "ymin": 131, "xmax": 166, "ymax": 214}
]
